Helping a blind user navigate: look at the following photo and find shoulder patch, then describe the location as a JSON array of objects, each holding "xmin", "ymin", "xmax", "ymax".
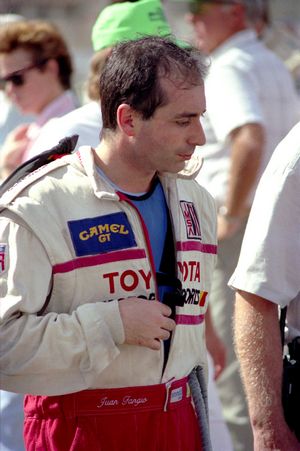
[
  {"xmin": 180, "ymin": 201, "xmax": 202, "ymax": 240},
  {"xmin": 0, "ymin": 243, "xmax": 8, "ymax": 274},
  {"xmin": 68, "ymin": 212, "xmax": 137, "ymax": 256}
]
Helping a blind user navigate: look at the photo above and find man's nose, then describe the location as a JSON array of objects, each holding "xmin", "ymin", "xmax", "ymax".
[{"xmin": 188, "ymin": 120, "xmax": 206, "ymax": 146}]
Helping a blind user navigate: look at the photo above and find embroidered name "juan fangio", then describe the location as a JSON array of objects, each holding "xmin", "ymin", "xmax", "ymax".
[{"xmin": 97, "ymin": 396, "xmax": 148, "ymax": 408}]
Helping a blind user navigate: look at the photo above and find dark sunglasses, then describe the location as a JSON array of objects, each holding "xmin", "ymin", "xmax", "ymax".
[{"xmin": 0, "ymin": 59, "xmax": 48, "ymax": 90}]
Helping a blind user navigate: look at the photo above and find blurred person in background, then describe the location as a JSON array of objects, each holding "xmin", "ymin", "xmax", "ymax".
[
  {"xmin": 251, "ymin": 0, "xmax": 270, "ymax": 38},
  {"xmin": 0, "ymin": 87, "xmax": 34, "ymax": 147},
  {"xmin": 0, "ymin": 19, "xmax": 77, "ymax": 181},
  {"xmin": 183, "ymin": 0, "xmax": 300, "ymax": 449},
  {"xmin": 28, "ymin": 0, "xmax": 174, "ymax": 153},
  {"xmin": 0, "ymin": 14, "xmax": 34, "ymax": 148},
  {"xmin": 252, "ymin": 1, "xmax": 300, "ymax": 95}
]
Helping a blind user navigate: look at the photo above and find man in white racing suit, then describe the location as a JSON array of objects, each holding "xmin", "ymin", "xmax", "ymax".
[{"xmin": 0, "ymin": 36, "xmax": 217, "ymax": 450}]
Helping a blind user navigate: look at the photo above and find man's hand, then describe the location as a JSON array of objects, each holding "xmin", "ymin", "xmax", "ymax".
[{"xmin": 119, "ymin": 298, "xmax": 176, "ymax": 351}]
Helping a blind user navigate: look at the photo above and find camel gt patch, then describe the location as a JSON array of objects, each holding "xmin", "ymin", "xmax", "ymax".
[{"xmin": 68, "ymin": 212, "xmax": 136, "ymax": 256}]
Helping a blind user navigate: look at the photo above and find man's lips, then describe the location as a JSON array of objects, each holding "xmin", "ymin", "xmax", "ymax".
[{"xmin": 178, "ymin": 153, "xmax": 193, "ymax": 160}]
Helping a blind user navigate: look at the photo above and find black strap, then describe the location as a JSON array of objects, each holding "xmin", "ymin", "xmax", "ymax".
[
  {"xmin": 156, "ymin": 211, "xmax": 180, "ymax": 371},
  {"xmin": 0, "ymin": 134, "xmax": 78, "ymax": 197},
  {"xmin": 280, "ymin": 306, "xmax": 287, "ymax": 349}
]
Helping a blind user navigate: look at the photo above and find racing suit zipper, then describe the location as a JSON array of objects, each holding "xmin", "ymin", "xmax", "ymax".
[
  {"xmin": 159, "ymin": 176, "xmax": 181, "ymax": 291},
  {"xmin": 117, "ymin": 191, "xmax": 159, "ymax": 299}
]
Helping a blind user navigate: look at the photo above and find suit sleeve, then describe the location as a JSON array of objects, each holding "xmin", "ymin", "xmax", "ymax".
[{"xmin": 0, "ymin": 218, "xmax": 125, "ymax": 395}]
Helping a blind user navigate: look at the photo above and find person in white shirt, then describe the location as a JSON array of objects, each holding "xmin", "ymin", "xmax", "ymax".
[
  {"xmin": 229, "ymin": 121, "xmax": 300, "ymax": 450},
  {"xmin": 184, "ymin": 0, "xmax": 300, "ymax": 449}
]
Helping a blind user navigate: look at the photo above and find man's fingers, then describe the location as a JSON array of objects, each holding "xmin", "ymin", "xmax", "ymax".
[
  {"xmin": 160, "ymin": 303, "xmax": 172, "ymax": 317},
  {"xmin": 162, "ymin": 317, "xmax": 176, "ymax": 332},
  {"xmin": 143, "ymin": 338, "xmax": 161, "ymax": 351},
  {"xmin": 119, "ymin": 298, "xmax": 177, "ymax": 350},
  {"xmin": 158, "ymin": 329, "xmax": 171, "ymax": 341}
]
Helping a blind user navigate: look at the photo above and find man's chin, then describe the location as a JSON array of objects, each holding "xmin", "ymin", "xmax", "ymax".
[{"xmin": 166, "ymin": 162, "xmax": 186, "ymax": 174}]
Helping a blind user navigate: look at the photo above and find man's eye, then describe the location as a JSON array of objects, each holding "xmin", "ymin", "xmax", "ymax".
[{"xmin": 176, "ymin": 120, "xmax": 190, "ymax": 127}]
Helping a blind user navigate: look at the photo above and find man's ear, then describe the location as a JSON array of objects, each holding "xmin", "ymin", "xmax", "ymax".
[{"xmin": 117, "ymin": 104, "xmax": 137, "ymax": 137}]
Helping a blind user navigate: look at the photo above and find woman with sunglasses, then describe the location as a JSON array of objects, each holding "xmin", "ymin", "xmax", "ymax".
[{"xmin": 0, "ymin": 19, "xmax": 77, "ymax": 181}]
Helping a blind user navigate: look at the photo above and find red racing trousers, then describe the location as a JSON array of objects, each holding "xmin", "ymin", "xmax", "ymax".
[{"xmin": 24, "ymin": 377, "xmax": 203, "ymax": 451}]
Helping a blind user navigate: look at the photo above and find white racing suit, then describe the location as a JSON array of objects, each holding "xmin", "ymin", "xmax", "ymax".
[{"xmin": 0, "ymin": 146, "xmax": 217, "ymax": 396}]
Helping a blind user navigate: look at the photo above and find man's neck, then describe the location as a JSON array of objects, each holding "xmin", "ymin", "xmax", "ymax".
[{"xmin": 94, "ymin": 140, "xmax": 156, "ymax": 194}]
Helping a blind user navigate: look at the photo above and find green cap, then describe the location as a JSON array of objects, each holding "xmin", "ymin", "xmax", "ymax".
[{"xmin": 92, "ymin": 0, "xmax": 178, "ymax": 51}]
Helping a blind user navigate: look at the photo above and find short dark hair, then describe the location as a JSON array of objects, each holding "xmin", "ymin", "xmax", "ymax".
[{"xmin": 99, "ymin": 36, "xmax": 207, "ymax": 132}]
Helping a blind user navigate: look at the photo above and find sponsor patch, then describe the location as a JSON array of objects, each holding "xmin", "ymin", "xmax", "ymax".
[
  {"xmin": 0, "ymin": 243, "xmax": 7, "ymax": 274},
  {"xmin": 170, "ymin": 387, "xmax": 183, "ymax": 403},
  {"xmin": 180, "ymin": 288, "xmax": 208, "ymax": 306},
  {"xmin": 180, "ymin": 201, "xmax": 202, "ymax": 240},
  {"xmin": 68, "ymin": 212, "xmax": 136, "ymax": 256}
]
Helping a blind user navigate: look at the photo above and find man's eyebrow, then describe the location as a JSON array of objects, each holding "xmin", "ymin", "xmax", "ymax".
[{"xmin": 174, "ymin": 110, "xmax": 206, "ymax": 118}]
